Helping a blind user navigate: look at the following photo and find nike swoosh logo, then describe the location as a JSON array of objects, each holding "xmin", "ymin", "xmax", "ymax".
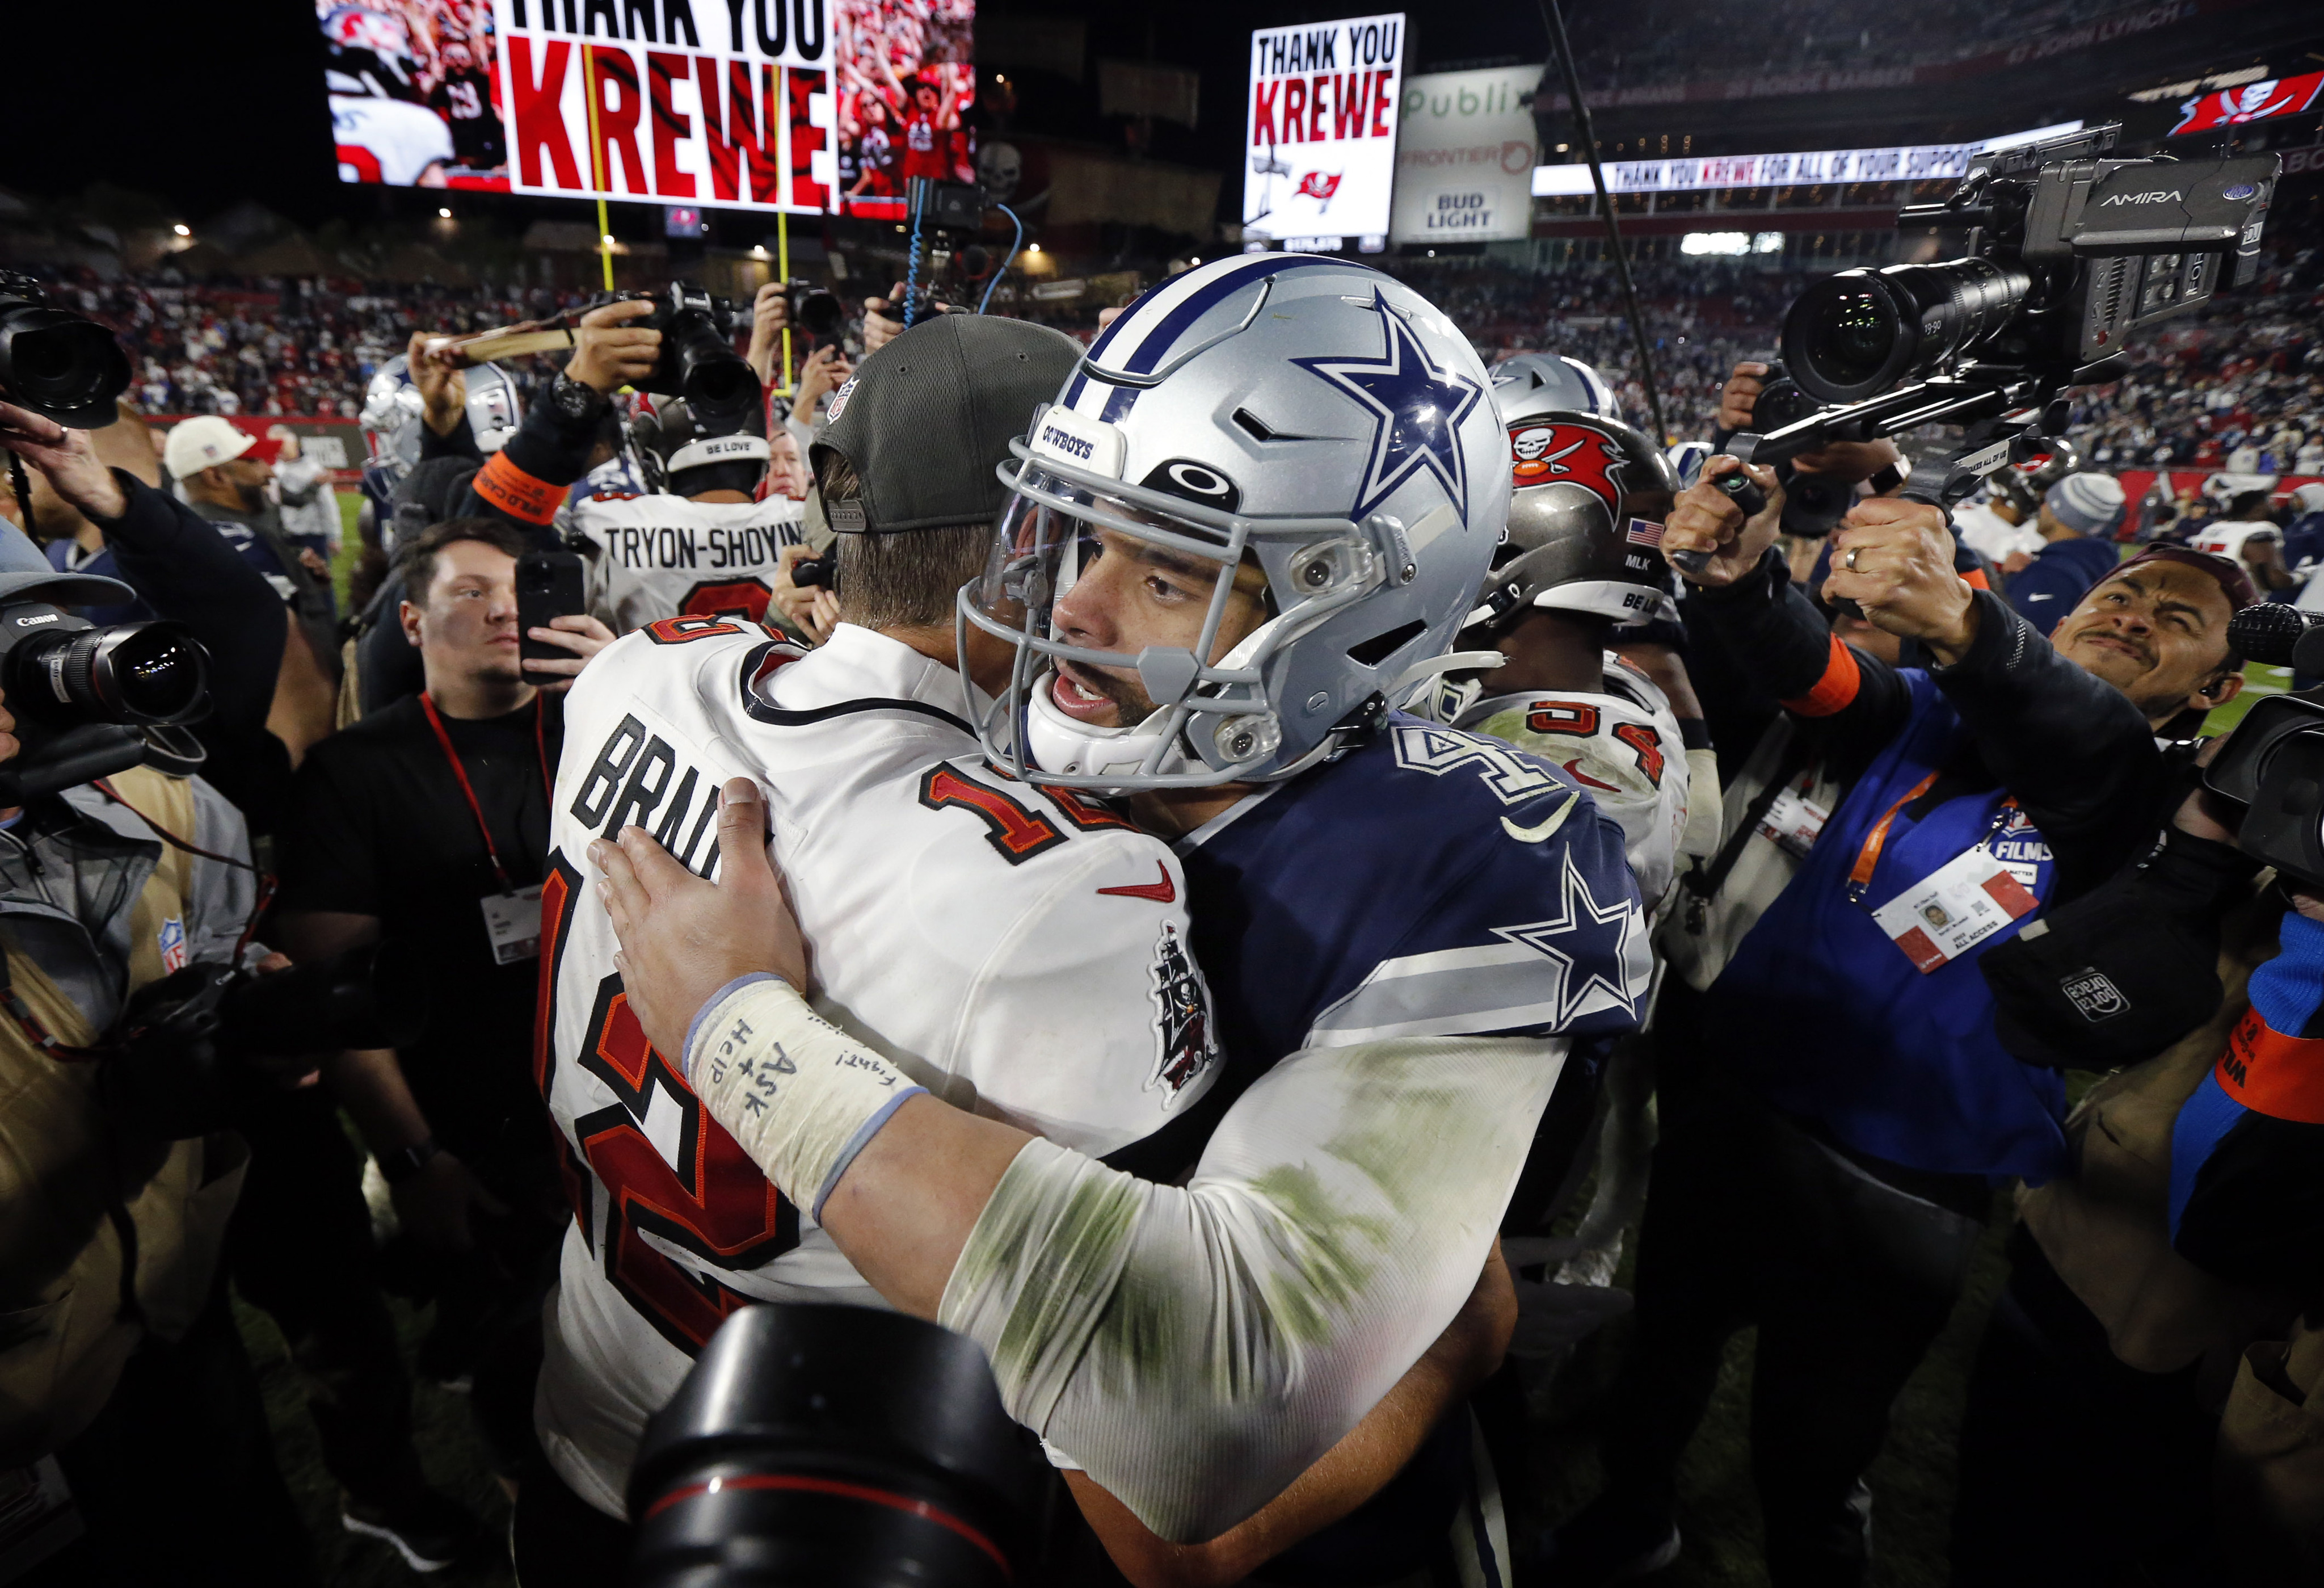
[
  {"xmin": 1097, "ymin": 862, "xmax": 1177, "ymax": 904},
  {"xmin": 1561, "ymin": 758, "xmax": 1622, "ymax": 793},
  {"xmin": 1502, "ymin": 793, "xmax": 1578, "ymax": 845}
]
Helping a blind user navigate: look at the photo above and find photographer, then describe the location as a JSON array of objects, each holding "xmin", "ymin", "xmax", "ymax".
[
  {"xmin": 0, "ymin": 401, "xmax": 329, "ymax": 832},
  {"xmin": 1547, "ymin": 464, "xmax": 2251, "ymax": 1585},
  {"xmin": 0, "ymin": 526, "xmax": 315, "ymax": 1584}
]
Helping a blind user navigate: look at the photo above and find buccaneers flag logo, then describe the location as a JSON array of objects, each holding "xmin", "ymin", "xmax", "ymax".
[
  {"xmin": 1508, "ymin": 421, "xmax": 1628, "ymax": 518},
  {"xmin": 1296, "ymin": 171, "xmax": 1343, "ymax": 201}
]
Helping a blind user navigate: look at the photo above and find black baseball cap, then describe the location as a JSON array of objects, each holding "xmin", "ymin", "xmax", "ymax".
[{"xmin": 810, "ymin": 313, "xmax": 1084, "ymax": 535}]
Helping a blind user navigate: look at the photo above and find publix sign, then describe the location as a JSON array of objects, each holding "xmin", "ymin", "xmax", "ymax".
[{"xmin": 1390, "ymin": 66, "xmax": 1539, "ymax": 245}]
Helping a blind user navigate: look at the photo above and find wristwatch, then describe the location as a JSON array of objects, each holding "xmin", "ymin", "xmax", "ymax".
[
  {"xmin": 379, "ymin": 1136, "xmax": 441, "ymax": 1185},
  {"xmin": 548, "ymin": 370, "xmax": 608, "ymax": 425}
]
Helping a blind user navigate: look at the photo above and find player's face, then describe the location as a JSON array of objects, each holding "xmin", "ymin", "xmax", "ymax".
[
  {"xmin": 1046, "ymin": 527, "xmax": 1269, "ymax": 728},
  {"xmin": 412, "ymin": 540, "xmax": 524, "ymax": 685},
  {"xmin": 2050, "ymin": 561, "xmax": 2234, "ymax": 720}
]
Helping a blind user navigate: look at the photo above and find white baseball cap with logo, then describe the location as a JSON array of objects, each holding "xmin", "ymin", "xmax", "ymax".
[{"xmin": 162, "ymin": 415, "xmax": 257, "ymax": 481}]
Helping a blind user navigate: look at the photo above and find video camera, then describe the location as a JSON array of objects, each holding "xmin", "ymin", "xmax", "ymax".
[
  {"xmin": 0, "ymin": 599, "xmax": 210, "ymax": 808},
  {"xmin": 0, "ymin": 270, "xmax": 130, "ymax": 429},
  {"xmin": 628, "ymin": 1303, "xmax": 1040, "ymax": 1587},
  {"xmin": 1677, "ymin": 124, "xmax": 2279, "ymax": 567}
]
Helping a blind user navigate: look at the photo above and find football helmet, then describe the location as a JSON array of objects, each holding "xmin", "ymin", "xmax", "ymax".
[
  {"xmin": 1987, "ymin": 434, "xmax": 2081, "ymax": 520},
  {"xmin": 1473, "ymin": 409, "xmax": 1679, "ymax": 629},
  {"xmin": 959, "ymin": 255, "xmax": 1509, "ymax": 791},
  {"xmin": 358, "ymin": 355, "xmax": 521, "ymax": 495},
  {"xmin": 1488, "ymin": 351, "xmax": 1620, "ymax": 426}
]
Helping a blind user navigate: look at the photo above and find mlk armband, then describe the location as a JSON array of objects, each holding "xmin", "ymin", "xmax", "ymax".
[
  {"xmin": 938, "ymin": 1032, "xmax": 1568, "ymax": 1543},
  {"xmin": 686, "ymin": 977, "xmax": 926, "ymax": 1219}
]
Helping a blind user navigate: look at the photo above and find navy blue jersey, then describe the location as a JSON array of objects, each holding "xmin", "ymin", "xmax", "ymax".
[
  {"xmin": 1167, "ymin": 711, "xmax": 1646, "ymax": 1579},
  {"xmin": 1177, "ymin": 711, "xmax": 1649, "ymax": 1085}
]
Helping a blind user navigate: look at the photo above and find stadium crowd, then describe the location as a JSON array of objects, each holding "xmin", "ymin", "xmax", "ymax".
[{"xmin": 2, "ymin": 213, "xmax": 2324, "ymax": 1588}]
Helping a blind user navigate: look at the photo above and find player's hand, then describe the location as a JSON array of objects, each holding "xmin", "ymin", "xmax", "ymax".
[
  {"xmin": 406, "ymin": 330, "xmax": 469, "ymax": 436},
  {"xmin": 1823, "ymin": 498, "xmax": 1977, "ymax": 662},
  {"xmin": 1663, "ymin": 455, "xmax": 1782, "ymax": 588},
  {"xmin": 391, "ymin": 1149, "xmax": 509, "ymax": 1253},
  {"xmin": 807, "ymin": 587, "xmax": 841, "ymax": 643},
  {"xmin": 746, "ymin": 282, "xmax": 791, "ymax": 385},
  {"xmin": 0, "ymin": 400, "xmax": 127, "ymax": 521},
  {"xmin": 1717, "ymin": 362, "xmax": 1768, "ymax": 432},
  {"xmin": 592, "ymin": 779, "xmax": 807, "ymax": 1065},
  {"xmin": 298, "ymin": 547, "xmax": 331, "ymax": 581},
  {"xmin": 567, "ymin": 299, "xmax": 662, "ymax": 394},
  {"xmin": 522, "ymin": 613, "xmax": 616, "ymax": 691},
  {"xmin": 794, "ymin": 345, "xmax": 852, "ymax": 414}
]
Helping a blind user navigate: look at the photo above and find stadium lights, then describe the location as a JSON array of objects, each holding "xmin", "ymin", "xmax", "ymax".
[
  {"xmin": 1680, "ymin": 232, "xmax": 1753, "ymax": 255},
  {"xmin": 601, "ymin": 233, "xmax": 616, "ymax": 246},
  {"xmin": 1029, "ymin": 243, "xmax": 1042, "ymax": 253},
  {"xmin": 172, "ymin": 224, "xmax": 190, "ymax": 237},
  {"xmin": 751, "ymin": 245, "xmax": 768, "ymax": 258},
  {"xmin": 437, "ymin": 208, "xmax": 452, "ymax": 219}
]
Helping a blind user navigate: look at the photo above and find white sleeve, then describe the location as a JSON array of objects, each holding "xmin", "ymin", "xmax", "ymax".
[
  {"xmin": 942, "ymin": 834, "xmax": 1218, "ymax": 1156},
  {"xmin": 937, "ymin": 1031, "xmax": 1565, "ymax": 1542}
]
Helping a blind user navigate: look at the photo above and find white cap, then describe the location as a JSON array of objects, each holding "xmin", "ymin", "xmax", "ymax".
[
  {"xmin": 163, "ymin": 415, "xmax": 256, "ymax": 480},
  {"xmin": 667, "ymin": 433, "xmax": 771, "ymax": 474},
  {"xmin": 2293, "ymin": 482, "xmax": 2324, "ymax": 516}
]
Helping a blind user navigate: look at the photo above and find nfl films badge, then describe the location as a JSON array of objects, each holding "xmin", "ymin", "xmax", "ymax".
[{"xmin": 2062, "ymin": 967, "xmax": 2130, "ymax": 1023}]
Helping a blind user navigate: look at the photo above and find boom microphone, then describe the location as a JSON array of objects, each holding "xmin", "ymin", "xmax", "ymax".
[{"xmin": 2226, "ymin": 603, "xmax": 2324, "ymax": 668}]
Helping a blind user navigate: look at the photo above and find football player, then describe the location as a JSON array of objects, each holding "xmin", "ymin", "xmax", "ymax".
[
  {"xmin": 425, "ymin": 40, "xmax": 503, "ymax": 173},
  {"xmin": 559, "ymin": 400, "xmax": 806, "ymax": 633},
  {"xmin": 593, "ymin": 257, "xmax": 1649, "ymax": 1582}
]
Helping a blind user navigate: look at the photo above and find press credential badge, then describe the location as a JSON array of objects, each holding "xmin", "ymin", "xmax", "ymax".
[{"xmin": 1870, "ymin": 848, "xmax": 2040, "ymax": 974}]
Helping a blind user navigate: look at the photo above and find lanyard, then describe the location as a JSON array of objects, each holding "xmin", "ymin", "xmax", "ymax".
[
  {"xmin": 1844, "ymin": 771, "xmax": 2021, "ymax": 906},
  {"xmin": 419, "ymin": 693, "xmax": 551, "ymax": 892}
]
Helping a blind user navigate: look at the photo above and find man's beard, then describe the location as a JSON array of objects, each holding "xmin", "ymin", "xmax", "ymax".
[
  {"xmin": 1057, "ymin": 661, "xmax": 1155, "ymax": 725},
  {"xmin": 234, "ymin": 479, "xmax": 268, "ymax": 516}
]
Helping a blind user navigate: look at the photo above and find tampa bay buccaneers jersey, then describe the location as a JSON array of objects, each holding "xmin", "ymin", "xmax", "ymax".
[
  {"xmin": 535, "ymin": 619, "xmax": 1221, "ymax": 1516},
  {"xmin": 1430, "ymin": 658, "xmax": 1691, "ymax": 914},
  {"xmin": 563, "ymin": 489, "xmax": 805, "ymax": 633}
]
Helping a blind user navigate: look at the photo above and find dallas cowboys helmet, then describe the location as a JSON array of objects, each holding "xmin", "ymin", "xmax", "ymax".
[
  {"xmin": 960, "ymin": 255, "xmax": 1508, "ymax": 791},
  {"xmin": 1489, "ymin": 351, "xmax": 1620, "ymax": 426},
  {"xmin": 358, "ymin": 355, "xmax": 521, "ymax": 497},
  {"xmin": 1666, "ymin": 438, "xmax": 1714, "ymax": 490},
  {"xmin": 1472, "ymin": 409, "xmax": 1680, "ymax": 630}
]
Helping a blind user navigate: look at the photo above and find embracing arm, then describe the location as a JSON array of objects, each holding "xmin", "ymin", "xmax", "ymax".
[{"xmin": 597, "ymin": 785, "xmax": 1553, "ymax": 1545}]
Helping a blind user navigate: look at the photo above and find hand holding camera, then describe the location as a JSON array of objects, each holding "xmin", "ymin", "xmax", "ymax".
[
  {"xmin": 1664, "ymin": 455, "xmax": 1784, "ymax": 587},
  {"xmin": 1718, "ymin": 361, "xmax": 1770, "ymax": 432},
  {"xmin": 566, "ymin": 299, "xmax": 664, "ymax": 395},
  {"xmin": 0, "ymin": 399, "xmax": 127, "ymax": 522},
  {"xmin": 403, "ymin": 330, "xmax": 469, "ymax": 437},
  {"xmin": 1823, "ymin": 498, "xmax": 1976, "ymax": 662}
]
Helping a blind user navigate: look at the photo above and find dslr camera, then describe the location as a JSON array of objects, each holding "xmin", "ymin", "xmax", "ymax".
[
  {"xmin": 0, "ymin": 270, "xmax": 131, "ymax": 428},
  {"xmin": 618, "ymin": 280, "xmax": 760, "ymax": 432}
]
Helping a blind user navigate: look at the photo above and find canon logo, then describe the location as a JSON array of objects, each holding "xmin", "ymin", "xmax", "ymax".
[
  {"xmin": 14, "ymin": 613, "xmax": 58, "ymax": 626},
  {"xmin": 2099, "ymin": 190, "xmax": 2183, "ymax": 206}
]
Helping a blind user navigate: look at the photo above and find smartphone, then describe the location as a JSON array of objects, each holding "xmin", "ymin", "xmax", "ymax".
[{"xmin": 516, "ymin": 550, "xmax": 588, "ymax": 677}]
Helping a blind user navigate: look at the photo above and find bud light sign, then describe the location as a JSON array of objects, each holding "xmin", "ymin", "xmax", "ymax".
[{"xmin": 1391, "ymin": 66, "xmax": 1539, "ymax": 245}]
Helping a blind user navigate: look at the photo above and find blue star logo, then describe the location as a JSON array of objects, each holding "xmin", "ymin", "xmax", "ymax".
[
  {"xmin": 1294, "ymin": 289, "xmax": 1483, "ymax": 523},
  {"xmin": 1488, "ymin": 852, "xmax": 1651, "ymax": 1026}
]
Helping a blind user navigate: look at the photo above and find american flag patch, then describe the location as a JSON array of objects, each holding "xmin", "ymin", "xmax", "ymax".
[{"xmin": 1626, "ymin": 519, "xmax": 1665, "ymax": 547}]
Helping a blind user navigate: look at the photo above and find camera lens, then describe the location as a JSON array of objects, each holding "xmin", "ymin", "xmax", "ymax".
[
  {"xmin": 1783, "ymin": 259, "xmax": 2035, "ymax": 404},
  {"xmin": 10, "ymin": 620, "xmax": 208, "ymax": 726},
  {"xmin": 793, "ymin": 288, "xmax": 845, "ymax": 339},
  {"xmin": 0, "ymin": 303, "xmax": 132, "ymax": 428},
  {"xmin": 630, "ymin": 1304, "xmax": 1037, "ymax": 1588}
]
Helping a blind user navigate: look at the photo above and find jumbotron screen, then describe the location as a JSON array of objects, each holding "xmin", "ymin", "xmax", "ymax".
[{"xmin": 321, "ymin": 0, "xmax": 973, "ymax": 216}]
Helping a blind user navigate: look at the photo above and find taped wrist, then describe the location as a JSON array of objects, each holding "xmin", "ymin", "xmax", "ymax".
[{"xmin": 689, "ymin": 978, "xmax": 926, "ymax": 1219}]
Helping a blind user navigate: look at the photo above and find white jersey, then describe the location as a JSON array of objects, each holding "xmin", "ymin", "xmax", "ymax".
[
  {"xmin": 1952, "ymin": 499, "xmax": 2043, "ymax": 566},
  {"xmin": 329, "ymin": 95, "xmax": 452, "ymax": 186},
  {"xmin": 1450, "ymin": 655, "xmax": 1691, "ymax": 912},
  {"xmin": 2187, "ymin": 520, "xmax": 2281, "ymax": 566},
  {"xmin": 564, "ymin": 488, "xmax": 806, "ymax": 633},
  {"xmin": 536, "ymin": 620, "xmax": 1221, "ymax": 1516}
]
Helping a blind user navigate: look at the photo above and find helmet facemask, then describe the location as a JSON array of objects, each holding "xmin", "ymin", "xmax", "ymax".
[{"xmin": 961, "ymin": 444, "xmax": 1396, "ymax": 793}]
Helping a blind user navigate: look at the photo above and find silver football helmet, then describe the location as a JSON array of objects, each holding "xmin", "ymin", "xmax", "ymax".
[
  {"xmin": 960, "ymin": 255, "xmax": 1510, "ymax": 791},
  {"xmin": 1489, "ymin": 351, "xmax": 1620, "ymax": 426},
  {"xmin": 358, "ymin": 355, "xmax": 521, "ymax": 494}
]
